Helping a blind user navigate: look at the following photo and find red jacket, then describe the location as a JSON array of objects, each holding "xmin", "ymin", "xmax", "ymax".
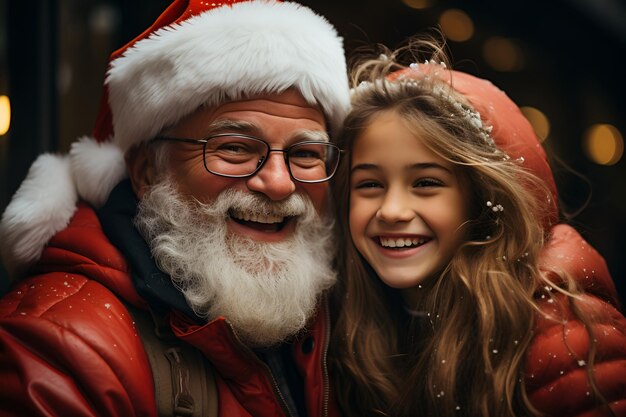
[
  {"xmin": 526, "ymin": 223, "xmax": 626, "ymax": 416},
  {"xmin": 0, "ymin": 203, "xmax": 339, "ymax": 417}
]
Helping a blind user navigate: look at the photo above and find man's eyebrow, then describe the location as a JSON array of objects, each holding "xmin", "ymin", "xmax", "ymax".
[
  {"xmin": 207, "ymin": 121, "xmax": 328, "ymax": 141},
  {"xmin": 206, "ymin": 119, "xmax": 260, "ymax": 135},
  {"xmin": 208, "ymin": 121, "xmax": 330, "ymax": 143},
  {"xmin": 291, "ymin": 129, "xmax": 330, "ymax": 143}
]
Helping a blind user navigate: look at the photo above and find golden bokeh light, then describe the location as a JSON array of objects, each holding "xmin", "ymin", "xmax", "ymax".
[
  {"xmin": 583, "ymin": 124, "xmax": 624, "ymax": 166},
  {"xmin": 0, "ymin": 95, "xmax": 11, "ymax": 136},
  {"xmin": 520, "ymin": 106, "xmax": 550, "ymax": 142},
  {"xmin": 439, "ymin": 9, "xmax": 474, "ymax": 42},
  {"xmin": 482, "ymin": 37, "xmax": 525, "ymax": 72},
  {"xmin": 402, "ymin": 0, "xmax": 435, "ymax": 9}
]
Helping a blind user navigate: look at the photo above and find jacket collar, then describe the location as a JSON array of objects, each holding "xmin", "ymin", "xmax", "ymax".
[{"xmin": 96, "ymin": 179, "xmax": 200, "ymax": 319}]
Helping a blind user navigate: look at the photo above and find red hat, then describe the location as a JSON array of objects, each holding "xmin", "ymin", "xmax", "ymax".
[
  {"xmin": 443, "ymin": 70, "xmax": 558, "ymax": 227},
  {"xmin": 70, "ymin": 0, "xmax": 350, "ymax": 206},
  {"xmin": 390, "ymin": 66, "xmax": 559, "ymax": 228}
]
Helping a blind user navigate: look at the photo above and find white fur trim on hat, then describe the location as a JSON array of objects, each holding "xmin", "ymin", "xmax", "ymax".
[
  {"xmin": 70, "ymin": 136, "xmax": 127, "ymax": 208},
  {"xmin": 0, "ymin": 154, "xmax": 78, "ymax": 277},
  {"xmin": 106, "ymin": 1, "xmax": 350, "ymax": 152}
]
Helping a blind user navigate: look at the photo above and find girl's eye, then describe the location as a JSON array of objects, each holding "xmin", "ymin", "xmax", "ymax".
[
  {"xmin": 413, "ymin": 178, "xmax": 444, "ymax": 188},
  {"xmin": 354, "ymin": 181, "xmax": 382, "ymax": 189}
]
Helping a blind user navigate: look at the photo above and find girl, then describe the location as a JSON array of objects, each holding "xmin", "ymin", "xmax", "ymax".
[{"xmin": 330, "ymin": 42, "xmax": 626, "ymax": 417}]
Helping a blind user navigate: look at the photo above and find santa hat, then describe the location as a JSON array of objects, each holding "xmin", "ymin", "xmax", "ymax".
[
  {"xmin": 1, "ymin": 0, "xmax": 349, "ymax": 276},
  {"xmin": 73, "ymin": 0, "xmax": 350, "ymax": 206}
]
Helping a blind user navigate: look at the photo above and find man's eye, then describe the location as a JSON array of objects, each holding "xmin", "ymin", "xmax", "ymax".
[
  {"xmin": 218, "ymin": 143, "xmax": 251, "ymax": 154},
  {"xmin": 291, "ymin": 149, "xmax": 321, "ymax": 159}
]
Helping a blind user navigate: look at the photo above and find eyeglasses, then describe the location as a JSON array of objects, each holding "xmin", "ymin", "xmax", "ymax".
[{"xmin": 153, "ymin": 133, "xmax": 342, "ymax": 183}]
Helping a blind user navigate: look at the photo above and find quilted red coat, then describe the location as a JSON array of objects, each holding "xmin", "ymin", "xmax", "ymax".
[
  {"xmin": 527, "ymin": 223, "xmax": 626, "ymax": 415},
  {"xmin": 0, "ymin": 203, "xmax": 339, "ymax": 417},
  {"xmin": 442, "ymin": 68, "xmax": 626, "ymax": 415}
]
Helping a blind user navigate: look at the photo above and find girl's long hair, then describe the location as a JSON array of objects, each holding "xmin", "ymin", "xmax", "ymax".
[{"xmin": 330, "ymin": 38, "xmax": 607, "ymax": 417}]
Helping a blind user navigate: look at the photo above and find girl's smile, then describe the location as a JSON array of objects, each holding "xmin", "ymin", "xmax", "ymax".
[{"xmin": 373, "ymin": 234, "xmax": 433, "ymax": 262}]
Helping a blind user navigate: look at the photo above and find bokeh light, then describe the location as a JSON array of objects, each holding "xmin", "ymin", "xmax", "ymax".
[
  {"xmin": 439, "ymin": 9, "xmax": 474, "ymax": 42},
  {"xmin": 583, "ymin": 124, "xmax": 624, "ymax": 166},
  {"xmin": 482, "ymin": 36, "xmax": 525, "ymax": 72},
  {"xmin": 0, "ymin": 95, "xmax": 10, "ymax": 136},
  {"xmin": 402, "ymin": 0, "xmax": 436, "ymax": 9},
  {"xmin": 520, "ymin": 106, "xmax": 550, "ymax": 142}
]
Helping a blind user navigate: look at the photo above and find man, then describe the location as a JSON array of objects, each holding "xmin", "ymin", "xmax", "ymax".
[{"xmin": 0, "ymin": 1, "xmax": 350, "ymax": 416}]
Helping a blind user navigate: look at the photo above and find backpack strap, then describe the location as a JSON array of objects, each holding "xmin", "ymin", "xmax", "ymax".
[{"xmin": 125, "ymin": 303, "xmax": 218, "ymax": 417}]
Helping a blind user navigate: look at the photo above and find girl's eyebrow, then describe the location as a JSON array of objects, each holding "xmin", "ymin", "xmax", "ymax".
[
  {"xmin": 410, "ymin": 162, "xmax": 453, "ymax": 173},
  {"xmin": 351, "ymin": 162, "xmax": 452, "ymax": 173},
  {"xmin": 351, "ymin": 163, "xmax": 379, "ymax": 173}
]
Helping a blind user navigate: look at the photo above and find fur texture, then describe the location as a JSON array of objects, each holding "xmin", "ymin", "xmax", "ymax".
[
  {"xmin": 70, "ymin": 136, "xmax": 127, "ymax": 208},
  {"xmin": 107, "ymin": 1, "xmax": 350, "ymax": 152},
  {"xmin": 0, "ymin": 154, "xmax": 78, "ymax": 277}
]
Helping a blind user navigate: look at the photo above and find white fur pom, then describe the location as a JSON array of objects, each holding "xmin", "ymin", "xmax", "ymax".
[
  {"xmin": 70, "ymin": 136, "xmax": 127, "ymax": 208},
  {"xmin": 0, "ymin": 154, "xmax": 78, "ymax": 277}
]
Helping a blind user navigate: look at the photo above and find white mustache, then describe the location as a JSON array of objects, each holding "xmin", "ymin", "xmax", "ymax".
[{"xmin": 198, "ymin": 189, "xmax": 310, "ymax": 219}]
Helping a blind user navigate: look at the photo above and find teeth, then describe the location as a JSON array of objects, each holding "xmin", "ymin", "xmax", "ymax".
[
  {"xmin": 380, "ymin": 237, "xmax": 427, "ymax": 248},
  {"xmin": 231, "ymin": 210, "xmax": 284, "ymax": 224}
]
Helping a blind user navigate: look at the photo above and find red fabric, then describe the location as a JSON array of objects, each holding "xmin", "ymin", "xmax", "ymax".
[
  {"xmin": 446, "ymin": 70, "xmax": 558, "ymax": 227},
  {"xmin": 390, "ymin": 67, "xmax": 559, "ymax": 228},
  {"xmin": 525, "ymin": 224, "xmax": 626, "ymax": 416},
  {"xmin": 0, "ymin": 203, "xmax": 339, "ymax": 417},
  {"xmin": 170, "ymin": 302, "xmax": 339, "ymax": 417}
]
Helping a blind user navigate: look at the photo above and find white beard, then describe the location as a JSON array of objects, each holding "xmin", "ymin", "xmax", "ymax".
[{"xmin": 134, "ymin": 179, "xmax": 337, "ymax": 348}]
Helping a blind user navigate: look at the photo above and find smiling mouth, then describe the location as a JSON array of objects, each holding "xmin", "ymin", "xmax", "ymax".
[
  {"xmin": 378, "ymin": 237, "xmax": 431, "ymax": 249},
  {"xmin": 229, "ymin": 209, "xmax": 292, "ymax": 232}
]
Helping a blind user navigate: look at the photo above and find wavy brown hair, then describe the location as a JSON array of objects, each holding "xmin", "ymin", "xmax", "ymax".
[{"xmin": 329, "ymin": 39, "xmax": 609, "ymax": 417}]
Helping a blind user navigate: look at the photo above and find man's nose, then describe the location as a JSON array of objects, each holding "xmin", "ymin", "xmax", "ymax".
[{"xmin": 245, "ymin": 152, "xmax": 296, "ymax": 201}]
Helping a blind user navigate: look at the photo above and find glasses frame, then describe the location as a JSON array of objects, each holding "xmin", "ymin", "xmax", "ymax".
[{"xmin": 152, "ymin": 133, "xmax": 342, "ymax": 183}]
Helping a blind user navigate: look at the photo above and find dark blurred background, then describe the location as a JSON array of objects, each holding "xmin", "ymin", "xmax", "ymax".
[{"xmin": 1, "ymin": 0, "xmax": 624, "ymax": 302}]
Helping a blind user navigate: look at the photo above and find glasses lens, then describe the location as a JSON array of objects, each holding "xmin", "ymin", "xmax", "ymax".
[
  {"xmin": 288, "ymin": 142, "xmax": 340, "ymax": 182},
  {"xmin": 204, "ymin": 135, "xmax": 267, "ymax": 177}
]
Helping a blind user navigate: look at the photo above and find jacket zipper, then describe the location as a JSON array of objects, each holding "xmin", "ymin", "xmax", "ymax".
[
  {"xmin": 322, "ymin": 297, "xmax": 330, "ymax": 417},
  {"xmin": 226, "ymin": 322, "xmax": 295, "ymax": 417}
]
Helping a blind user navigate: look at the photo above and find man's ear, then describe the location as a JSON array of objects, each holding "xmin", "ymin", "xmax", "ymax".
[{"xmin": 125, "ymin": 144, "xmax": 158, "ymax": 199}]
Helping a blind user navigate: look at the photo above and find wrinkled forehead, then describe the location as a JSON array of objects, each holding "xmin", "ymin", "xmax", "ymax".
[
  {"xmin": 212, "ymin": 89, "xmax": 327, "ymax": 125},
  {"xmin": 162, "ymin": 89, "xmax": 328, "ymax": 140}
]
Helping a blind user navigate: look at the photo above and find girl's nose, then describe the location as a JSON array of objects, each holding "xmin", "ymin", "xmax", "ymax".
[{"xmin": 375, "ymin": 190, "xmax": 415, "ymax": 223}]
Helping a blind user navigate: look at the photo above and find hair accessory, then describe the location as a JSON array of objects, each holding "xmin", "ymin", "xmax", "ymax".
[
  {"xmin": 486, "ymin": 201, "xmax": 504, "ymax": 212},
  {"xmin": 397, "ymin": 61, "xmax": 500, "ymax": 153}
]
